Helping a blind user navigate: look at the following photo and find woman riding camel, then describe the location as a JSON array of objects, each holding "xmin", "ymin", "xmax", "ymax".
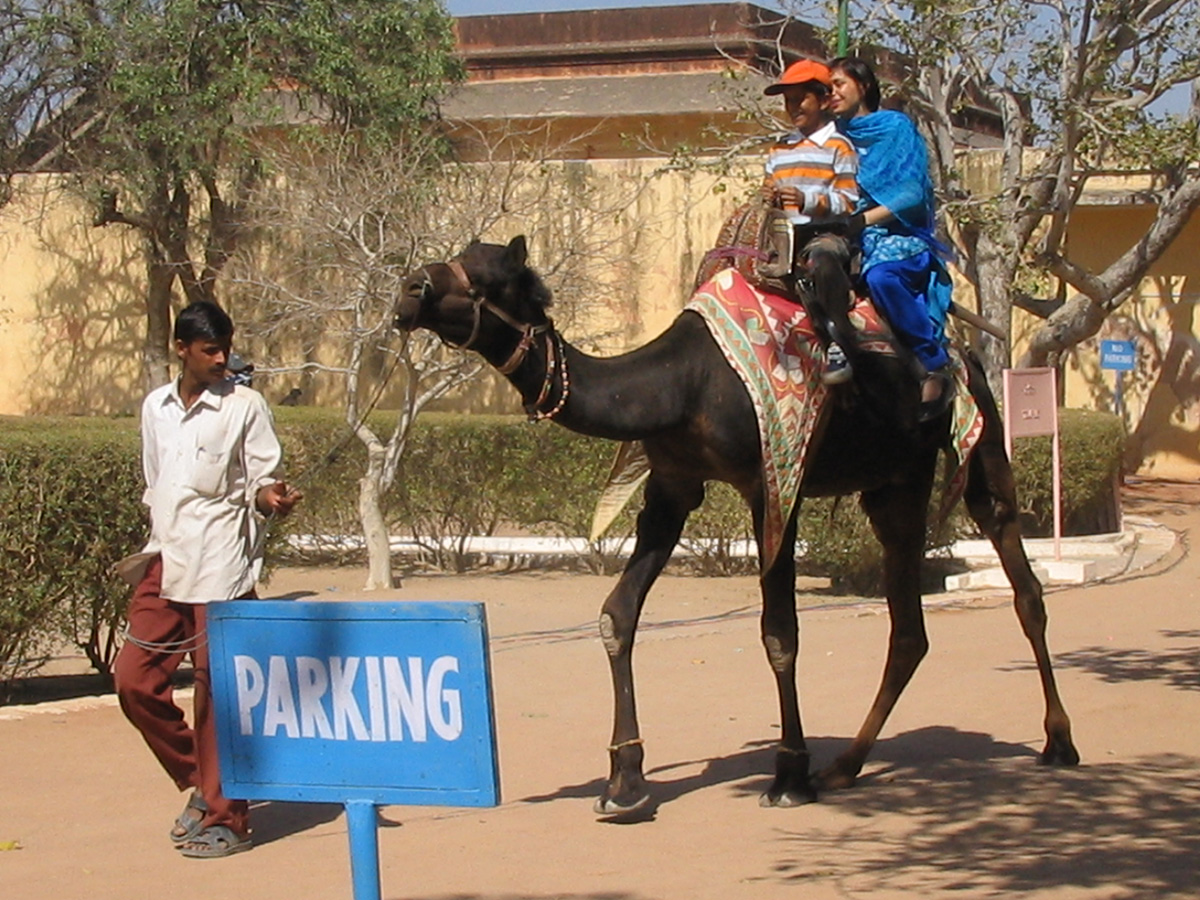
[{"xmin": 828, "ymin": 56, "xmax": 954, "ymax": 422}]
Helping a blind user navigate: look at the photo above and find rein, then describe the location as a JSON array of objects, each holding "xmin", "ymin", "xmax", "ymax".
[{"xmin": 436, "ymin": 258, "xmax": 569, "ymax": 421}]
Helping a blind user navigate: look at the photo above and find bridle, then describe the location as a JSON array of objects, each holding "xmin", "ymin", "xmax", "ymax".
[{"xmin": 423, "ymin": 257, "xmax": 570, "ymax": 421}]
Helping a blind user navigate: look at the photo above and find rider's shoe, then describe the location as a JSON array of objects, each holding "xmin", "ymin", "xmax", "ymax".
[
  {"xmin": 917, "ymin": 370, "xmax": 955, "ymax": 423},
  {"xmin": 822, "ymin": 342, "xmax": 853, "ymax": 385}
]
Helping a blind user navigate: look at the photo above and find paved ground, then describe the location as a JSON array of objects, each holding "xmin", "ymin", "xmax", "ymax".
[{"xmin": 1, "ymin": 477, "xmax": 1197, "ymax": 900}]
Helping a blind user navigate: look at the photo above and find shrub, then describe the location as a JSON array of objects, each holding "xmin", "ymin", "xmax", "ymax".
[
  {"xmin": 394, "ymin": 416, "xmax": 536, "ymax": 572},
  {"xmin": 270, "ymin": 407, "xmax": 374, "ymax": 560},
  {"xmin": 679, "ymin": 482, "xmax": 756, "ymax": 576},
  {"xmin": 1009, "ymin": 408, "xmax": 1125, "ymax": 536},
  {"xmin": 0, "ymin": 404, "xmax": 1127, "ymax": 682},
  {"xmin": 0, "ymin": 418, "xmax": 144, "ymax": 692},
  {"xmin": 274, "ymin": 407, "xmax": 1124, "ymax": 585}
]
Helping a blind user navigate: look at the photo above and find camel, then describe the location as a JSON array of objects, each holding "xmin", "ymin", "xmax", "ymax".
[{"xmin": 394, "ymin": 235, "xmax": 1079, "ymax": 816}]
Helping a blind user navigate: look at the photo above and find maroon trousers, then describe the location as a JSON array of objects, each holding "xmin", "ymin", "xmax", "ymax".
[{"xmin": 113, "ymin": 557, "xmax": 249, "ymax": 836}]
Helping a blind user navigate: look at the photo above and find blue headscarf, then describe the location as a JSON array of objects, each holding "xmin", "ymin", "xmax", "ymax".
[
  {"xmin": 841, "ymin": 110, "xmax": 953, "ymax": 340},
  {"xmin": 839, "ymin": 109, "xmax": 935, "ymax": 235}
]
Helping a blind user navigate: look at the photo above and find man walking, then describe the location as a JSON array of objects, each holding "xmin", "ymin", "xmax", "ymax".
[{"xmin": 114, "ymin": 300, "xmax": 301, "ymax": 858}]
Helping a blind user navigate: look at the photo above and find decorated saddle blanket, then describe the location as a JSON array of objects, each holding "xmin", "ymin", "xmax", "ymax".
[
  {"xmin": 590, "ymin": 267, "xmax": 983, "ymax": 568},
  {"xmin": 941, "ymin": 351, "xmax": 987, "ymax": 520}
]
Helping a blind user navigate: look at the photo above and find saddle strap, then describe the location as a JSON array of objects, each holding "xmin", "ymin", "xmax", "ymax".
[{"xmin": 703, "ymin": 245, "xmax": 772, "ymax": 265}]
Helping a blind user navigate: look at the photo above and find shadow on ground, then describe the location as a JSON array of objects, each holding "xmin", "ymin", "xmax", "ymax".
[
  {"xmin": 526, "ymin": 724, "xmax": 1199, "ymax": 898},
  {"xmin": 1000, "ymin": 629, "xmax": 1200, "ymax": 691},
  {"xmin": 247, "ymin": 800, "xmax": 345, "ymax": 846},
  {"xmin": 772, "ymin": 750, "xmax": 1200, "ymax": 898}
]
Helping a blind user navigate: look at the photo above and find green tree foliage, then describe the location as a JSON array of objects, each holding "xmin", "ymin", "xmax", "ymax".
[{"xmin": 12, "ymin": 0, "xmax": 462, "ymax": 387}]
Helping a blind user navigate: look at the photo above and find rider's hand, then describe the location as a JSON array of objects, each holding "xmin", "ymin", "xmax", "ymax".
[{"xmin": 776, "ymin": 186, "xmax": 804, "ymax": 212}]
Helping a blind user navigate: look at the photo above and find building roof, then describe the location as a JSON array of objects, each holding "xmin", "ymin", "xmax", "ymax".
[
  {"xmin": 21, "ymin": 3, "xmax": 1004, "ymax": 170},
  {"xmin": 443, "ymin": 2, "xmax": 1003, "ymax": 158},
  {"xmin": 453, "ymin": 2, "xmax": 824, "ymax": 81},
  {"xmin": 442, "ymin": 71, "xmax": 751, "ymax": 120}
]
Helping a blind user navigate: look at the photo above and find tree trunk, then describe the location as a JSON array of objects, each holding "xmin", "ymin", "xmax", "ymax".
[
  {"xmin": 972, "ymin": 234, "xmax": 1015, "ymax": 395},
  {"xmin": 358, "ymin": 447, "xmax": 396, "ymax": 590},
  {"xmin": 143, "ymin": 251, "xmax": 175, "ymax": 391}
]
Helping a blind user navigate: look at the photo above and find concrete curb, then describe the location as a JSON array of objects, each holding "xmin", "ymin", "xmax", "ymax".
[
  {"xmin": 291, "ymin": 516, "xmax": 1177, "ymax": 591},
  {"xmin": 940, "ymin": 515, "xmax": 1175, "ymax": 590}
]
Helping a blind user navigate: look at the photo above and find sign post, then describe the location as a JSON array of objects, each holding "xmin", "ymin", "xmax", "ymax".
[
  {"xmin": 1100, "ymin": 339, "xmax": 1135, "ymax": 419},
  {"xmin": 207, "ymin": 601, "xmax": 499, "ymax": 900},
  {"xmin": 1003, "ymin": 367, "xmax": 1062, "ymax": 560}
]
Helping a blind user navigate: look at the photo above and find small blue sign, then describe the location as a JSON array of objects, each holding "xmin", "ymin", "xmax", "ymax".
[
  {"xmin": 1101, "ymin": 339, "xmax": 1136, "ymax": 371},
  {"xmin": 207, "ymin": 600, "xmax": 499, "ymax": 807}
]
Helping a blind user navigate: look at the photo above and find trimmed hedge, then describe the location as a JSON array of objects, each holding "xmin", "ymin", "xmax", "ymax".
[
  {"xmin": 1009, "ymin": 408, "xmax": 1126, "ymax": 536},
  {"xmin": 0, "ymin": 418, "xmax": 144, "ymax": 690},
  {"xmin": 0, "ymin": 405, "xmax": 1124, "ymax": 684}
]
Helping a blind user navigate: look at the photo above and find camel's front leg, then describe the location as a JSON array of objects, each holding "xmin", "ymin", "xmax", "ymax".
[
  {"xmin": 820, "ymin": 478, "xmax": 933, "ymax": 790},
  {"xmin": 756, "ymin": 510, "xmax": 818, "ymax": 806},
  {"xmin": 595, "ymin": 475, "xmax": 702, "ymax": 816}
]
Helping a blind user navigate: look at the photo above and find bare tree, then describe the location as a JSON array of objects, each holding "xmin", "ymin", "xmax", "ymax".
[
  {"xmin": 231, "ymin": 125, "xmax": 670, "ymax": 588},
  {"xmin": 0, "ymin": 0, "xmax": 69, "ymax": 205}
]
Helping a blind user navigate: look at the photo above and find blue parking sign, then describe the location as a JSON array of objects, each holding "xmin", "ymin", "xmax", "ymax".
[
  {"xmin": 208, "ymin": 600, "xmax": 498, "ymax": 806},
  {"xmin": 206, "ymin": 600, "xmax": 499, "ymax": 900}
]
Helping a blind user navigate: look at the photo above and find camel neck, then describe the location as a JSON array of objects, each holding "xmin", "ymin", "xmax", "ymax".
[{"xmin": 499, "ymin": 325, "xmax": 693, "ymax": 442}]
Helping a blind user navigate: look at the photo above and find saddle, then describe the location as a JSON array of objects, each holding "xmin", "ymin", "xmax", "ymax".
[
  {"xmin": 695, "ymin": 202, "xmax": 855, "ymax": 303},
  {"xmin": 695, "ymin": 202, "xmax": 795, "ymax": 297},
  {"xmin": 697, "ymin": 202, "xmax": 862, "ymax": 363}
]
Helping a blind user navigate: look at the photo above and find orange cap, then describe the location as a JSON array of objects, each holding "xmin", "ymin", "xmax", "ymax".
[{"xmin": 763, "ymin": 59, "xmax": 832, "ymax": 95}]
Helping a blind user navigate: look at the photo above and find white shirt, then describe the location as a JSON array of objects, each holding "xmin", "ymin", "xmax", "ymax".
[{"xmin": 140, "ymin": 378, "xmax": 283, "ymax": 604}]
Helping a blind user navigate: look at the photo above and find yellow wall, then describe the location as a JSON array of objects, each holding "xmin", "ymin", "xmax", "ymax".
[
  {"xmin": 0, "ymin": 176, "xmax": 145, "ymax": 416},
  {"xmin": 1057, "ymin": 205, "xmax": 1200, "ymax": 478},
  {"xmin": 3, "ymin": 163, "xmax": 1197, "ymax": 479}
]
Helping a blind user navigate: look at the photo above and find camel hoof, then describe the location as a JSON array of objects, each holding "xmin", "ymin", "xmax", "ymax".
[
  {"xmin": 758, "ymin": 787, "xmax": 817, "ymax": 808},
  {"xmin": 1039, "ymin": 737, "xmax": 1081, "ymax": 766},
  {"xmin": 594, "ymin": 792, "xmax": 650, "ymax": 818}
]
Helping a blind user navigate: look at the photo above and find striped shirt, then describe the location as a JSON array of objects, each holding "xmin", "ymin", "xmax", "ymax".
[{"xmin": 763, "ymin": 120, "xmax": 859, "ymax": 225}]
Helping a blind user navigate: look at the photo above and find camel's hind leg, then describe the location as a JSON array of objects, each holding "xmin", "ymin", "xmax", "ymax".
[
  {"xmin": 964, "ymin": 406, "xmax": 1080, "ymax": 766},
  {"xmin": 595, "ymin": 473, "xmax": 704, "ymax": 816},
  {"xmin": 819, "ymin": 468, "xmax": 937, "ymax": 790}
]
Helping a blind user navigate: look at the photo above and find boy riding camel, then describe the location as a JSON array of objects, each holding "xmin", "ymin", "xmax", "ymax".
[{"xmin": 760, "ymin": 58, "xmax": 860, "ymax": 385}]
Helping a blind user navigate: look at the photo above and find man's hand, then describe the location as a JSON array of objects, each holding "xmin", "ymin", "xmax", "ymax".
[{"xmin": 256, "ymin": 481, "xmax": 303, "ymax": 518}]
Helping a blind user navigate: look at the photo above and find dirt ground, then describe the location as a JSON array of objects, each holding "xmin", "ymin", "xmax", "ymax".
[{"xmin": 2, "ymin": 478, "xmax": 1198, "ymax": 900}]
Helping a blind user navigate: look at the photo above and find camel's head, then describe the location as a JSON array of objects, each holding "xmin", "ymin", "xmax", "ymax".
[{"xmin": 395, "ymin": 235, "xmax": 552, "ymax": 348}]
